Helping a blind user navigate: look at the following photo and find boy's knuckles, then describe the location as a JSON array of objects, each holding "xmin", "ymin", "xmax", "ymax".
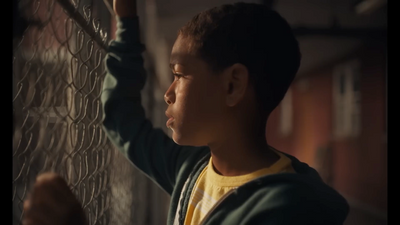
[
  {"xmin": 23, "ymin": 199, "xmax": 30, "ymax": 210},
  {"xmin": 35, "ymin": 173, "xmax": 67, "ymax": 188}
]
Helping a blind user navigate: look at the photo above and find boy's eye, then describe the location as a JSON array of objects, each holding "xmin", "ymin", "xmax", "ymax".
[{"xmin": 173, "ymin": 73, "xmax": 184, "ymax": 80}]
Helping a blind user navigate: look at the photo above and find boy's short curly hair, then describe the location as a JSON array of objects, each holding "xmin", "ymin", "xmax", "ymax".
[{"xmin": 178, "ymin": 2, "xmax": 301, "ymax": 114}]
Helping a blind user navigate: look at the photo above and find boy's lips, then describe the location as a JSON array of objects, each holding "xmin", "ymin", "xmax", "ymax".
[
  {"xmin": 166, "ymin": 117, "xmax": 175, "ymax": 128},
  {"xmin": 165, "ymin": 111, "xmax": 175, "ymax": 128}
]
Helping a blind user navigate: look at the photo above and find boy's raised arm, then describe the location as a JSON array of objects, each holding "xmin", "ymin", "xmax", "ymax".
[{"xmin": 101, "ymin": 0, "xmax": 208, "ymax": 194}]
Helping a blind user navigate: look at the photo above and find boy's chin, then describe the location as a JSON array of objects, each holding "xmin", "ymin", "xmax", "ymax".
[
  {"xmin": 171, "ymin": 132, "xmax": 205, "ymax": 147},
  {"xmin": 171, "ymin": 133, "xmax": 191, "ymax": 146}
]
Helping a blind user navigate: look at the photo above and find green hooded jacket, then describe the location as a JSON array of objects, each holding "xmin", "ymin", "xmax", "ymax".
[{"xmin": 101, "ymin": 16, "xmax": 349, "ymax": 225}]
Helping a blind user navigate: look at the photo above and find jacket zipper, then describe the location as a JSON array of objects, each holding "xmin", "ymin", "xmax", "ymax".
[
  {"xmin": 199, "ymin": 187, "xmax": 238, "ymax": 225},
  {"xmin": 174, "ymin": 177, "xmax": 190, "ymax": 225},
  {"xmin": 178, "ymin": 153, "xmax": 211, "ymax": 225}
]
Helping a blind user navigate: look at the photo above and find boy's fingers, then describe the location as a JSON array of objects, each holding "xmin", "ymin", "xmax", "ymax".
[
  {"xmin": 33, "ymin": 173, "xmax": 74, "ymax": 199},
  {"xmin": 23, "ymin": 198, "xmax": 30, "ymax": 211},
  {"xmin": 30, "ymin": 173, "xmax": 81, "ymax": 212},
  {"xmin": 35, "ymin": 172, "xmax": 67, "ymax": 187},
  {"xmin": 23, "ymin": 205, "xmax": 57, "ymax": 225},
  {"xmin": 23, "ymin": 172, "xmax": 86, "ymax": 225}
]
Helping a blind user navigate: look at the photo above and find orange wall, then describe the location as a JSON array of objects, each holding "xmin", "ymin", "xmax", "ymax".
[
  {"xmin": 266, "ymin": 43, "xmax": 387, "ymax": 212},
  {"xmin": 266, "ymin": 70, "xmax": 333, "ymax": 168},
  {"xmin": 333, "ymin": 44, "xmax": 387, "ymax": 210}
]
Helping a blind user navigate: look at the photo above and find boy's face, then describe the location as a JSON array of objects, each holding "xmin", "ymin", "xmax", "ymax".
[{"xmin": 165, "ymin": 36, "xmax": 228, "ymax": 146}]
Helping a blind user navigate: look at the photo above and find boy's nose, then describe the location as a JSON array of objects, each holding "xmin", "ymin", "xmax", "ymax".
[
  {"xmin": 164, "ymin": 93, "xmax": 173, "ymax": 105},
  {"xmin": 164, "ymin": 82, "xmax": 176, "ymax": 105}
]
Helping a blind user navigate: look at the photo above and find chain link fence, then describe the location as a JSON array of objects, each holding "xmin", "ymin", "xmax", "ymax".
[{"xmin": 12, "ymin": 0, "xmax": 160, "ymax": 224}]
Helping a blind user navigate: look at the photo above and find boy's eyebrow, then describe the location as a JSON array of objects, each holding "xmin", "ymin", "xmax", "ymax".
[{"xmin": 169, "ymin": 63, "xmax": 185, "ymax": 71}]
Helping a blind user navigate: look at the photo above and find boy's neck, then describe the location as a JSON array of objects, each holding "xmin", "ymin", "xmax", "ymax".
[{"xmin": 208, "ymin": 133, "xmax": 279, "ymax": 177}]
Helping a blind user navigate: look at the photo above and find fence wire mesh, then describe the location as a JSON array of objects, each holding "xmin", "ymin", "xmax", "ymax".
[{"xmin": 12, "ymin": 0, "xmax": 150, "ymax": 224}]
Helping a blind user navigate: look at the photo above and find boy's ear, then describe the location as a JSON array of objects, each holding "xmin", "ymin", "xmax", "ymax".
[{"xmin": 223, "ymin": 63, "xmax": 250, "ymax": 107}]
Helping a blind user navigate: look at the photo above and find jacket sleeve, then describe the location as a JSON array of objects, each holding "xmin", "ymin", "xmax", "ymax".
[{"xmin": 101, "ymin": 16, "xmax": 208, "ymax": 195}]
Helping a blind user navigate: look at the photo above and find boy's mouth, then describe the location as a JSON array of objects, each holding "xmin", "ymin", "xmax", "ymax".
[
  {"xmin": 166, "ymin": 117, "xmax": 175, "ymax": 128},
  {"xmin": 165, "ymin": 111, "xmax": 175, "ymax": 128}
]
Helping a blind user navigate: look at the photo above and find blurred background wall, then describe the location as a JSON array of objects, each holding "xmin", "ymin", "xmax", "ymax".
[{"xmin": 13, "ymin": 0, "xmax": 387, "ymax": 225}]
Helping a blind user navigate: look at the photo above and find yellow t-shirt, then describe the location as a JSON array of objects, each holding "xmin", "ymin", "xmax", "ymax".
[{"xmin": 183, "ymin": 149, "xmax": 296, "ymax": 225}]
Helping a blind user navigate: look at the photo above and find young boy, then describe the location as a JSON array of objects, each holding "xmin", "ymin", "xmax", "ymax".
[{"xmin": 23, "ymin": 1, "xmax": 349, "ymax": 224}]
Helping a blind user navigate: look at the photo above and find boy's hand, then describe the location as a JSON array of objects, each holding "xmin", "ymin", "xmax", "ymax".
[
  {"xmin": 113, "ymin": 0, "xmax": 137, "ymax": 17},
  {"xmin": 22, "ymin": 173, "xmax": 87, "ymax": 225}
]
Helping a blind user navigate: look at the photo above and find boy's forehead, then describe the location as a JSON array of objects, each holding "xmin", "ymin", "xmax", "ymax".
[
  {"xmin": 170, "ymin": 51, "xmax": 199, "ymax": 69},
  {"xmin": 171, "ymin": 36, "xmax": 197, "ymax": 57},
  {"xmin": 170, "ymin": 52, "xmax": 189, "ymax": 66},
  {"xmin": 170, "ymin": 36, "xmax": 203, "ymax": 69}
]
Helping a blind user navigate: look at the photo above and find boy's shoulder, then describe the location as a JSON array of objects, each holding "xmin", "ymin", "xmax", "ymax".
[
  {"xmin": 210, "ymin": 169, "xmax": 349, "ymax": 224},
  {"xmin": 246, "ymin": 171, "xmax": 346, "ymax": 203},
  {"xmin": 232, "ymin": 171, "xmax": 349, "ymax": 224}
]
